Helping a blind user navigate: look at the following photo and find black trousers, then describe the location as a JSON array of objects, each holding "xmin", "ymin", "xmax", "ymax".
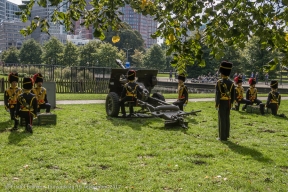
[
  {"xmin": 9, "ymin": 108, "xmax": 19, "ymax": 128},
  {"xmin": 235, "ymin": 98, "xmax": 251, "ymax": 111},
  {"xmin": 119, "ymin": 97, "xmax": 136, "ymax": 115},
  {"xmin": 173, "ymin": 100, "xmax": 185, "ymax": 111},
  {"xmin": 267, "ymin": 103, "xmax": 278, "ymax": 115},
  {"xmin": 20, "ymin": 111, "xmax": 34, "ymax": 128},
  {"xmin": 38, "ymin": 103, "xmax": 51, "ymax": 113},
  {"xmin": 218, "ymin": 100, "xmax": 231, "ymax": 141}
]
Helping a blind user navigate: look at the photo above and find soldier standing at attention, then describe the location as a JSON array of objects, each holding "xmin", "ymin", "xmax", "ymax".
[
  {"xmin": 4, "ymin": 72, "xmax": 22, "ymax": 131},
  {"xmin": 242, "ymin": 78, "xmax": 265, "ymax": 114},
  {"xmin": 32, "ymin": 73, "xmax": 51, "ymax": 113},
  {"xmin": 234, "ymin": 75, "xmax": 251, "ymax": 111},
  {"xmin": 266, "ymin": 80, "xmax": 281, "ymax": 116},
  {"xmin": 119, "ymin": 70, "xmax": 143, "ymax": 117},
  {"xmin": 16, "ymin": 77, "xmax": 38, "ymax": 133},
  {"xmin": 173, "ymin": 74, "xmax": 188, "ymax": 111},
  {"xmin": 215, "ymin": 61, "xmax": 235, "ymax": 141}
]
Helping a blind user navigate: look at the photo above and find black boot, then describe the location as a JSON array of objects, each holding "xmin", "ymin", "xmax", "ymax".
[
  {"xmin": 11, "ymin": 119, "xmax": 19, "ymax": 131},
  {"xmin": 259, "ymin": 103, "xmax": 265, "ymax": 115},
  {"xmin": 26, "ymin": 124, "xmax": 33, "ymax": 133}
]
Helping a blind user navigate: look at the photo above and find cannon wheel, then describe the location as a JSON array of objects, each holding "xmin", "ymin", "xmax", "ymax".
[
  {"xmin": 105, "ymin": 92, "xmax": 120, "ymax": 117},
  {"xmin": 152, "ymin": 92, "xmax": 165, "ymax": 102}
]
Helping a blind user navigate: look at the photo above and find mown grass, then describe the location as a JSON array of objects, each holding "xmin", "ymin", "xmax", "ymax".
[{"xmin": 0, "ymin": 101, "xmax": 288, "ymax": 191}]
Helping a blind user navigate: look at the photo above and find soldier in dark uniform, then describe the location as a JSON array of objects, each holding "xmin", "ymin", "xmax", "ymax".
[
  {"xmin": 119, "ymin": 70, "xmax": 143, "ymax": 117},
  {"xmin": 242, "ymin": 78, "xmax": 265, "ymax": 114},
  {"xmin": 32, "ymin": 73, "xmax": 51, "ymax": 113},
  {"xmin": 234, "ymin": 76, "xmax": 251, "ymax": 111},
  {"xmin": 15, "ymin": 77, "xmax": 38, "ymax": 133},
  {"xmin": 266, "ymin": 80, "xmax": 281, "ymax": 116},
  {"xmin": 215, "ymin": 61, "xmax": 235, "ymax": 141},
  {"xmin": 173, "ymin": 74, "xmax": 188, "ymax": 111},
  {"xmin": 4, "ymin": 72, "xmax": 22, "ymax": 131}
]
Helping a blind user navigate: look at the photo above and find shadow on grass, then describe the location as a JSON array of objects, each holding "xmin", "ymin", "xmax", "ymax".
[
  {"xmin": 223, "ymin": 141, "xmax": 273, "ymax": 163},
  {"xmin": 8, "ymin": 130, "xmax": 32, "ymax": 145},
  {"xmin": 0, "ymin": 120, "xmax": 12, "ymax": 133}
]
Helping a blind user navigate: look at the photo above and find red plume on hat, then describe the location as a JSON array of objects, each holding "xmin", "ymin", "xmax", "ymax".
[
  {"xmin": 33, "ymin": 73, "xmax": 43, "ymax": 83},
  {"xmin": 248, "ymin": 78, "xmax": 256, "ymax": 85},
  {"xmin": 234, "ymin": 76, "xmax": 239, "ymax": 83}
]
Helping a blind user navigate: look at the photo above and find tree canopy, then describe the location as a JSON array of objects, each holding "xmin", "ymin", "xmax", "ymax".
[
  {"xmin": 19, "ymin": 39, "xmax": 42, "ymax": 64},
  {"xmin": 15, "ymin": 0, "xmax": 288, "ymax": 73}
]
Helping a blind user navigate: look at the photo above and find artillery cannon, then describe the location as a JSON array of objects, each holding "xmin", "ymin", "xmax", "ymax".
[{"xmin": 105, "ymin": 59, "xmax": 201, "ymax": 128}]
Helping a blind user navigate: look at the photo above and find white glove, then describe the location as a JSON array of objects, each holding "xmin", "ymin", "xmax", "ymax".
[
  {"xmin": 216, "ymin": 108, "xmax": 219, "ymax": 111},
  {"xmin": 183, "ymin": 104, "xmax": 187, "ymax": 107},
  {"xmin": 6, "ymin": 109, "xmax": 10, "ymax": 113}
]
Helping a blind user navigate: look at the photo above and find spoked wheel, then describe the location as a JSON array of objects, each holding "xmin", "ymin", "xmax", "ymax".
[{"xmin": 105, "ymin": 92, "xmax": 120, "ymax": 117}]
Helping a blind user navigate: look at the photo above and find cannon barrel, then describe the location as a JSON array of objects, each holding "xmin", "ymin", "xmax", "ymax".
[{"xmin": 115, "ymin": 59, "xmax": 126, "ymax": 69}]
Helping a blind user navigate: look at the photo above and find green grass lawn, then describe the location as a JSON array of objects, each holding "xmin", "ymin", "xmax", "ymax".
[
  {"xmin": 1, "ymin": 93, "xmax": 288, "ymax": 101},
  {"xmin": 0, "ymin": 101, "xmax": 288, "ymax": 191}
]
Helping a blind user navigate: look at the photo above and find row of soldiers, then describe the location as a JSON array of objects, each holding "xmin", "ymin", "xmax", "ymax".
[
  {"xmin": 216, "ymin": 61, "xmax": 283, "ymax": 141},
  {"xmin": 4, "ymin": 72, "xmax": 51, "ymax": 133}
]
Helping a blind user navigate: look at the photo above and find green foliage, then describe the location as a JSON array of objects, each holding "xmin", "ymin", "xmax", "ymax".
[
  {"xmin": 130, "ymin": 49, "xmax": 145, "ymax": 68},
  {"xmin": 63, "ymin": 41, "xmax": 79, "ymax": 66},
  {"xmin": 78, "ymin": 40, "xmax": 101, "ymax": 66},
  {"xmin": 1, "ymin": 47, "xmax": 20, "ymax": 63},
  {"xmin": 42, "ymin": 37, "xmax": 64, "ymax": 65},
  {"xmin": 143, "ymin": 44, "xmax": 166, "ymax": 70},
  {"xmin": 96, "ymin": 43, "xmax": 125, "ymax": 68},
  {"xmin": 1, "ymin": 102, "xmax": 288, "ymax": 191},
  {"xmin": 19, "ymin": 39, "xmax": 42, "ymax": 64},
  {"xmin": 17, "ymin": 0, "xmax": 288, "ymax": 71}
]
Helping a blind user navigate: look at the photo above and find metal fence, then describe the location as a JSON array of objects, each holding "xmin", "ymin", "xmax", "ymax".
[{"xmin": 0, "ymin": 78, "xmax": 109, "ymax": 93}]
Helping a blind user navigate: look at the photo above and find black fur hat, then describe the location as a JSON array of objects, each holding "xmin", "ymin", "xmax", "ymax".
[
  {"xmin": 248, "ymin": 78, "xmax": 256, "ymax": 85},
  {"xmin": 270, "ymin": 80, "xmax": 278, "ymax": 89},
  {"xmin": 234, "ymin": 76, "xmax": 242, "ymax": 84},
  {"xmin": 23, "ymin": 77, "xmax": 34, "ymax": 90},
  {"xmin": 178, "ymin": 74, "xmax": 186, "ymax": 82},
  {"xmin": 219, "ymin": 61, "xmax": 233, "ymax": 76},
  {"xmin": 8, "ymin": 72, "xmax": 19, "ymax": 83},
  {"xmin": 33, "ymin": 73, "xmax": 43, "ymax": 83},
  {"xmin": 127, "ymin": 70, "xmax": 136, "ymax": 81}
]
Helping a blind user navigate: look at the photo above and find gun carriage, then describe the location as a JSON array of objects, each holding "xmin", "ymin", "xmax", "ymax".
[{"xmin": 105, "ymin": 59, "xmax": 200, "ymax": 128}]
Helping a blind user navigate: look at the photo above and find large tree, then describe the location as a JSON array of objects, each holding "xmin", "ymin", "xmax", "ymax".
[
  {"xmin": 78, "ymin": 40, "xmax": 101, "ymax": 66},
  {"xmin": 17, "ymin": 0, "xmax": 288, "ymax": 72},
  {"xmin": 63, "ymin": 41, "xmax": 79, "ymax": 66},
  {"xmin": 1, "ymin": 47, "xmax": 20, "ymax": 64},
  {"xmin": 19, "ymin": 39, "xmax": 42, "ymax": 64},
  {"xmin": 143, "ymin": 44, "xmax": 166, "ymax": 70},
  {"xmin": 42, "ymin": 37, "xmax": 64, "ymax": 65},
  {"xmin": 96, "ymin": 43, "xmax": 125, "ymax": 68}
]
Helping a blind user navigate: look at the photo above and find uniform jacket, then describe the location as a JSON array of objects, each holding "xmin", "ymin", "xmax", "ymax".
[
  {"xmin": 235, "ymin": 86, "xmax": 244, "ymax": 101},
  {"xmin": 266, "ymin": 91, "xmax": 281, "ymax": 106},
  {"xmin": 215, "ymin": 77, "xmax": 235, "ymax": 108},
  {"xmin": 16, "ymin": 90, "xmax": 38, "ymax": 118},
  {"xmin": 32, "ymin": 87, "xmax": 48, "ymax": 105},
  {"xmin": 4, "ymin": 86, "xmax": 22, "ymax": 109},
  {"xmin": 177, "ymin": 84, "xmax": 188, "ymax": 104},
  {"xmin": 246, "ymin": 87, "xmax": 258, "ymax": 102},
  {"xmin": 121, "ymin": 81, "xmax": 143, "ymax": 100}
]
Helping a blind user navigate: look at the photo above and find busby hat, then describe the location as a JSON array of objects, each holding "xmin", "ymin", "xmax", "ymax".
[
  {"xmin": 33, "ymin": 73, "xmax": 43, "ymax": 83},
  {"xmin": 234, "ymin": 76, "xmax": 242, "ymax": 84},
  {"xmin": 219, "ymin": 61, "xmax": 233, "ymax": 76},
  {"xmin": 127, "ymin": 70, "xmax": 136, "ymax": 81},
  {"xmin": 23, "ymin": 77, "xmax": 34, "ymax": 90},
  {"xmin": 270, "ymin": 80, "xmax": 278, "ymax": 89},
  {"xmin": 8, "ymin": 72, "xmax": 19, "ymax": 83},
  {"xmin": 248, "ymin": 78, "xmax": 256, "ymax": 85},
  {"xmin": 178, "ymin": 74, "xmax": 186, "ymax": 82}
]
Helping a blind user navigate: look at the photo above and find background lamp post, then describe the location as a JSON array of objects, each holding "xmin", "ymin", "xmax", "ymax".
[{"xmin": 123, "ymin": 48, "xmax": 132, "ymax": 62}]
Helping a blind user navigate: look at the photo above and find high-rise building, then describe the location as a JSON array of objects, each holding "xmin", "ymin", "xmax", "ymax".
[
  {"xmin": 6, "ymin": 0, "xmax": 20, "ymax": 20},
  {"xmin": 119, "ymin": 5, "xmax": 157, "ymax": 48},
  {"xmin": 0, "ymin": 0, "xmax": 5, "ymax": 22},
  {"xmin": 0, "ymin": 19, "xmax": 31, "ymax": 51},
  {"xmin": 30, "ymin": 0, "xmax": 69, "ymax": 45}
]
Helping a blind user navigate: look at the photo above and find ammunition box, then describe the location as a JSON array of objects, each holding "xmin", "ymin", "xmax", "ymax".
[
  {"xmin": 37, "ymin": 113, "xmax": 57, "ymax": 125},
  {"xmin": 246, "ymin": 105, "xmax": 271, "ymax": 114}
]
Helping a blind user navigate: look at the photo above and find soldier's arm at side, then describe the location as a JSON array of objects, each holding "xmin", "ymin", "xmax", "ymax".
[
  {"xmin": 266, "ymin": 93, "xmax": 271, "ymax": 106},
  {"xmin": 279, "ymin": 94, "xmax": 281, "ymax": 106},
  {"xmin": 184, "ymin": 86, "xmax": 188, "ymax": 104},
  {"xmin": 215, "ymin": 81, "xmax": 220, "ymax": 108},
  {"xmin": 230, "ymin": 84, "xmax": 235, "ymax": 104},
  {"xmin": 32, "ymin": 96, "xmax": 38, "ymax": 117},
  {"xmin": 4, "ymin": 90, "xmax": 9, "ymax": 109}
]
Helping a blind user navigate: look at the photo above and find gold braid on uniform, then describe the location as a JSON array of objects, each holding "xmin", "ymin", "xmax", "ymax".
[{"xmin": 249, "ymin": 87, "xmax": 257, "ymax": 101}]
